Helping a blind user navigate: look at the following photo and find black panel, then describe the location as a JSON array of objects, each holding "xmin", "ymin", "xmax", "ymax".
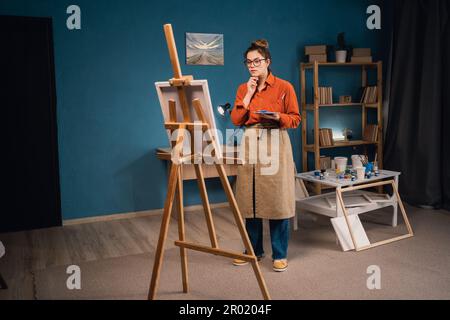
[{"xmin": 1, "ymin": 16, "xmax": 62, "ymax": 232}]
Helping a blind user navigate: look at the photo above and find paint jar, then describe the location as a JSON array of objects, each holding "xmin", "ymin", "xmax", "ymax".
[
  {"xmin": 351, "ymin": 155, "xmax": 364, "ymax": 168},
  {"xmin": 335, "ymin": 157, "xmax": 348, "ymax": 173},
  {"xmin": 355, "ymin": 167, "xmax": 366, "ymax": 180}
]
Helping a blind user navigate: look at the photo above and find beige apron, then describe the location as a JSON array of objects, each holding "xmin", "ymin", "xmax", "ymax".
[{"xmin": 235, "ymin": 124, "xmax": 295, "ymax": 220}]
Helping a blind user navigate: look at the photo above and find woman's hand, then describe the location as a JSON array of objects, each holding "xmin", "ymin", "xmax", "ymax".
[
  {"xmin": 242, "ymin": 77, "xmax": 258, "ymax": 109},
  {"xmin": 259, "ymin": 112, "xmax": 281, "ymax": 121},
  {"xmin": 246, "ymin": 77, "xmax": 258, "ymax": 96}
]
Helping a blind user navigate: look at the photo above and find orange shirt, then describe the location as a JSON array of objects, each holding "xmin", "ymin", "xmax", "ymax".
[{"xmin": 231, "ymin": 73, "xmax": 301, "ymax": 129}]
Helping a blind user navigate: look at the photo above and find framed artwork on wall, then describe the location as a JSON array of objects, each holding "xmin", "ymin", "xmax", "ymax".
[{"xmin": 186, "ymin": 33, "xmax": 224, "ymax": 65}]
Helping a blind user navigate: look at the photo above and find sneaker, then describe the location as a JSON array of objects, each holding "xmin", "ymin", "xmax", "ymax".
[
  {"xmin": 232, "ymin": 254, "xmax": 264, "ymax": 266},
  {"xmin": 273, "ymin": 259, "xmax": 288, "ymax": 272}
]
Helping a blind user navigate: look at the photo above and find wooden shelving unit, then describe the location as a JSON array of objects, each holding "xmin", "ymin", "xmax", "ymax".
[{"xmin": 300, "ymin": 61, "xmax": 384, "ymax": 182}]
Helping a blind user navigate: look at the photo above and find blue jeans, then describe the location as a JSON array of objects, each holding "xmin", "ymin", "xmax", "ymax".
[{"xmin": 245, "ymin": 218, "xmax": 289, "ymax": 260}]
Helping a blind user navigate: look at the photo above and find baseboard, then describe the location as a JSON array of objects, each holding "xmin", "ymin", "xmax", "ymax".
[{"xmin": 62, "ymin": 202, "xmax": 230, "ymax": 226}]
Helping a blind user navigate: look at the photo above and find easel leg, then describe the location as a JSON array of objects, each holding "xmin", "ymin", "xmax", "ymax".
[
  {"xmin": 215, "ymin": 164, "xmax": 271, "ymax": 300},
  {"xmin": 194, "ymin": 164, "xmax": 219, "ymax": 248},
  {"xmin": 176, "ymin": 166, "xmax": 189, "ymax": 293},
  {"xmin": 148, "ymin": 163, "xmax": 180, "ymax": 300}
]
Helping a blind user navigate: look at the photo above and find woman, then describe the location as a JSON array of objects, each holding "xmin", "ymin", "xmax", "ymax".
[{"xmin": 230, "ymin": 39, "xmax": 301, "ymax": 272}]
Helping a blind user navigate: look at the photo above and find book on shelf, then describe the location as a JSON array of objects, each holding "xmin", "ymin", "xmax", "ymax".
[
  {"xmin": 319, "ymin": 129, "xmax": 326, "ymax": 146},
  {"xmin": 372, "ymin": 86, "xmax": 377, "ymax": 102},
  {"xmin": 315, "ymin": 86, "xmax": 333, "ymax": 104},
  {"xmin": 319, "ymin": 128, "xmax": 334, "ymax": 146},
  {"xmin": 360, "ymin": 86, "xmax": 378, "ymax": 104},
  {"xmin": 326, "ymin": 128, "xmax": 334, "ymax": 145},
  {"xmin": 363, "ymin": 124, "xmax": 378, "ymax": 142}
]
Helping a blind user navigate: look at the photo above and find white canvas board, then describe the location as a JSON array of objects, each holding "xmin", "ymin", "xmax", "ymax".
[
  {"xmin": 331, "ymin": 215, "xmax": 370, "ymax": 251},
  {"xmin": 155, "ymin": 80, "xmax": 222, "ymax": 158}
]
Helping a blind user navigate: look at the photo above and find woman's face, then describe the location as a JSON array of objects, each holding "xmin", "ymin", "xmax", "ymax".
[{"xmin": 246, "ymin": 50, "xmax": 270, "ymax": 77}]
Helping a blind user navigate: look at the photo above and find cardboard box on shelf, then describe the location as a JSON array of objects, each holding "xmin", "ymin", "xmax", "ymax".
[
  {"xmin": 352, "ymin": 48, "xmax": 372, "ymax": 57},
  {"xmin": 309, "ymin": 54, "xmax": 327, "ymax": 63},
  {"xmin": 305, "ymin": 45, "xmax": 327, "ymax": 55}
]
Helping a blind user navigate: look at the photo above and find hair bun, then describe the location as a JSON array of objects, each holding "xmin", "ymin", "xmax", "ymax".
[{"xmin": 253, "ymin": 39, "xmax": 269, "ymax": 49}]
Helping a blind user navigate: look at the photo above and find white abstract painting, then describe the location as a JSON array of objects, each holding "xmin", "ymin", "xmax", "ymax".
[{"xmin": 186, "ymin": 33, "xmax": 224, "ymax": 65}]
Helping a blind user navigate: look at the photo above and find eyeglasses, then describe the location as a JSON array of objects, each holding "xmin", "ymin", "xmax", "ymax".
[{"xmin": 244, "ymin": 58, "xmax": 267, "ymax": 67}]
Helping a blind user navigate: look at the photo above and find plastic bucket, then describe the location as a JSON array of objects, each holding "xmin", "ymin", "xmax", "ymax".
[
  {"xmin": 336, "ymin": 50, "xmax": 347, "ymax": 63},
  {"xmin": 351, "ymin": 155, "xmax": 363, "ymax": 168},
  {"xmin": 334, "ymin": 157, "xmax": 348, "ymax": 172},
  {"xmin": 355, "ymin": 167, "xmax": 366, "ymax": 180}
]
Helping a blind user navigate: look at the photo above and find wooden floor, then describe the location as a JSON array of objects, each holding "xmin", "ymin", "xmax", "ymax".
[
  {"xmin": 0, "ymin": 206, "xmax": 250, "ymax": 299},
  {"xmin": 2, "ymin": 204, "xmax": 450, "ymax": 299}
]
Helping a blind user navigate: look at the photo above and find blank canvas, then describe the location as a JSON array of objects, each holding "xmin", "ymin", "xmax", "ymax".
[
  {"xmin": 331, "ymin": 215, "xmax": 370, "ymax": 251},
  {"xmin": 155, "ymin": 80, "xmax": 222, "ymax": 157}
]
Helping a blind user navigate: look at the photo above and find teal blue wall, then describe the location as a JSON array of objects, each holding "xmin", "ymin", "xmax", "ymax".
[{"xmin": 1, "ymin": 0, "xmax": 387, "ymax": 219}]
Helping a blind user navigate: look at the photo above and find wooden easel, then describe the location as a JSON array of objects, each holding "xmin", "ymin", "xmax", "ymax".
[{"xmin": 148, "ymin": 24, "xmax": 270, "ymax": 300}]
